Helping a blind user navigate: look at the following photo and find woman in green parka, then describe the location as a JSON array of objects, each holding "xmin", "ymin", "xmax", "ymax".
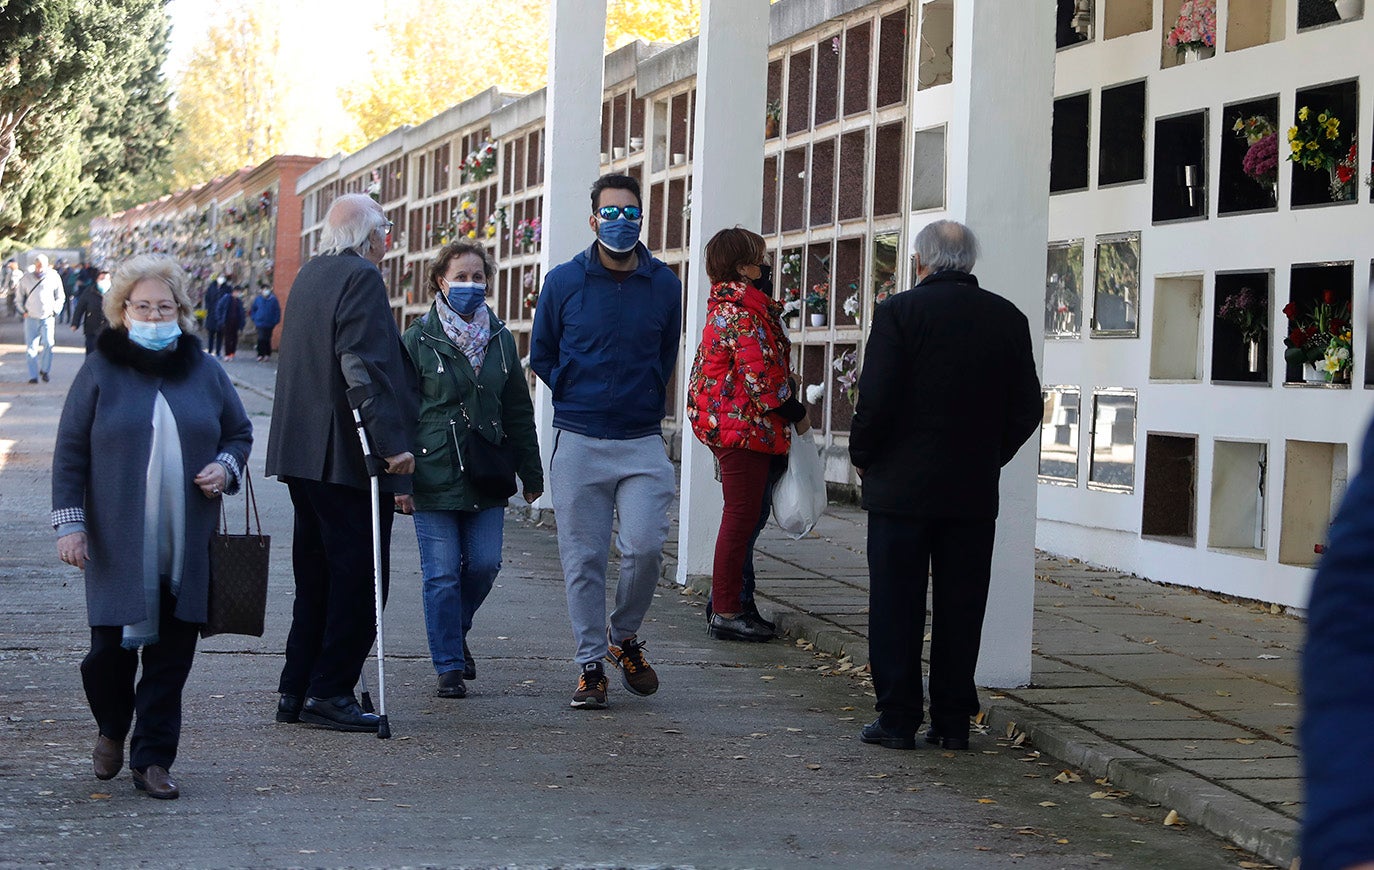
[{"xmin": 397, "ymin": 239, "xmax": 543, "ymax": 700}]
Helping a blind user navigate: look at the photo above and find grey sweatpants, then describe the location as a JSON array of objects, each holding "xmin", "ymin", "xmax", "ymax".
[{"xmin": 550, "ymin": 429, "xmax": 675, "ymax": 664}]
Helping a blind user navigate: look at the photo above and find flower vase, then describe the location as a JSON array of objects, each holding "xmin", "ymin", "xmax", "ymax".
[
  {"xmin": 1182, "ymin": 45, "xmax": 1202, "ymax": 64},
  {"xmin": 1246, "ymin": 339, "xmax": 1262, "ymax": 374},
  {"xmin": 1335, "ymin": 0, "xmax": 1363, "ymax": 19},
  {"xmin": 810, "ymin": 313, "xmax": 827, "ymax": 327},
  {"xmin": 765, "ymin": 116, "xmax": 779, "ymax": 138},
  {"xmin": 1332, "ymin": 366, "xmax": 1352, "ymax": 385},
  {"xmin": 1328, "ymin": 166, "xmax": 1355, "ymax": 202},
  {"xmin": 1303, "ymin": 362, "xmax": 1326, "ymax": 384}
]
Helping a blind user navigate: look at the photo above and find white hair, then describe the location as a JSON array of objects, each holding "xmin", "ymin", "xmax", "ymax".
[
  {"xmin": 913, "ymin": 220, "xmax": 980, "ymax": 274},
  {"xmin": 319, "ymin": 193, "xmax": 386, "ymax": 257}
]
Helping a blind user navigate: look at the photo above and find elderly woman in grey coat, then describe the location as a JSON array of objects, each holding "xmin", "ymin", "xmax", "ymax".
[{"xmin": 52, "ymin": 254, "xmax": 252, "ymax": 800}]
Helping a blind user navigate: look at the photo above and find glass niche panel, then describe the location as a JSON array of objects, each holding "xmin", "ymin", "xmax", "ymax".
[
  {"xmin": 1045, "ymin": 239, "xmax": 1085, "ymax": 338},
  {"xmin": 1098, "ymin": 80, "xmax": 1147, "ymax": 187},
  {"xmin": 872, "ymin": 232, "xmax": 901, "ymax": 307},
  {"xmin": 1212, "ymin": 271, "xmax": 1272, "ymax": 384},
  {"xmin": 1298, "ymin": 0, "xmax": 1363, "ymax": 29},
  {"xmin": 1153, "ymin": 111, "xmax": 1209, "ymax": 222},
  {"xmin": 1051, "ymin": 93, "xmax": 1091, "ymax": 194},
  {"xmin": 1089, "ymin": 388, "xmax": 1137, "ymax": 492},
  {"xmin": 1284, "ymin": 262, "xmax": 1354, "ymax": 386},
  {"xmin": 1219, "ymin": 96, "xmax": 1281, "ymax": 215},
  {"xmin": 1161, "ymin": 0, "xmax": 1217, "ymax": 68},
  {"xmin": 1056, "ymin": 0, "xmax": 1094, "ymax": 48},
  {"xmin": 1092, "ymin": 233, "xmax": 1141, "ymax": 337},
  {"xmin": 1039, "ymin": 386, "xmax": 1081, "ymax": 485},
  {"xmin": 1105, "ymin": 0, "xmax": 1152, "ymax": 38},
  {"xmin": 918, "ymin": 1, "xmax": 954, "ymax": 90},
  {"xmin": 1290, "ymin": 80, "xmax": 1359, "ymax": 208},
  {"xmin": 912, "ymin": 125, "xmax": 947, "ymax": 211},
  {"xmin": 1279, "ymin": 439, "xmax": 1348, "ymax": 567}
]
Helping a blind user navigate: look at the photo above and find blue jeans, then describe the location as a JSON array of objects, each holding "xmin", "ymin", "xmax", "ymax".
[
  {"xmin": 413, "ymin": 507, "xmax": 505, "ymax": 676},
  {"xmin": 24, "ymin": 316, "xmax": 55, "ymax": 379}
]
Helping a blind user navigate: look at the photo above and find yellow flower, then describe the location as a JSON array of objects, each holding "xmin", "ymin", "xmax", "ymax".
[
  {"xmin": 1292, "ymin": 141, "xmax": 1303, "ymax": 154},
  {"xmin": 1299, "ymin": 106, "xmax": 1310, "ymax": 121},
  {"xmin": 1327, "ymin": 128, "xmax": 1339, "ymax": 140},
  {"xmin": 1318, "ymin": 112, "xmax": 1329, "ymax": 124},
  {"xmin": 485, "ymin": 225, "xmax": 496, "ymax": 238},
  {"xmin": 1307, "ymin": 141, "xmax": 1320, "ymax": 151},
  {"xmin": 466, "ymin": 229, "xmax": 477, "ymax": 239},
  {"xmin": 1288, "ymin": 126, "xmax": 1298, "ymax": 141}
]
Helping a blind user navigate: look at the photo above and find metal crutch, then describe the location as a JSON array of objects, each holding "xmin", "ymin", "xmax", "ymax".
[{"xmin": 347, "ymin": 384, "xmax": 391, "ymax": 739}]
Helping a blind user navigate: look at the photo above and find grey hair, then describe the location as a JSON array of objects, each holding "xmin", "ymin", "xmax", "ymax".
[
  {"xmin": 319, "ymin": 193, "xmax": 386, "ymax": 257},
  {"xmin": 913, "ymin": 220, "xmax": 980, "ymax": 274},
  {"xmin": 105, "ymin": 254, "xmax": 197, "ymax": 332}
]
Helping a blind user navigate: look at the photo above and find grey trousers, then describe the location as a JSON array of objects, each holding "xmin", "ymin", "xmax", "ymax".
[{"xmin": 550, "ymin": 430, "xmax": 675, "ymax": 664}]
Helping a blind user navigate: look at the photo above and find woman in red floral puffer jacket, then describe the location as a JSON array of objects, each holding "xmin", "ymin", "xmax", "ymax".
[{"xmin": 687, "ymin": 228, "xmax": 809, "ymax": 643}]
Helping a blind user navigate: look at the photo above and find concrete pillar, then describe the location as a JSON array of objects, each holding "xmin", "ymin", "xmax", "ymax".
[
  {"xmin": 944, "ymin": 0, "xmax": 1055, "ymax": 688},
  {"xmin": 675, "ymin": 0, "xmax": 772, "ymax": 584},
  {"xmin": 533, "ymin": 0, "xmax": 608, "ymax": 508}
]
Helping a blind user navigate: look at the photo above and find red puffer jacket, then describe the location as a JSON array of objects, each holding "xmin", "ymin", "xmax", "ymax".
[{"xmin": 687, "ymin": 280, "xmax": 793, "ymax": 454}]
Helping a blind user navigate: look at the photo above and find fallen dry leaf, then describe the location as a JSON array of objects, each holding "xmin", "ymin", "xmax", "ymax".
[
  {"xmin": 976, "ymin": 798, "xmax": 997, "ymax": 804},
  {"xmin": 1053, "ymin": 770, "xmax": 1082, "ymax": 784},
  {"xmin": 90, "ymin": 793, "xmax": 111, "ymax": 800},
  {"xmin": 1163, "ymin": 809, "xmax": 1181, "ymax": 826},
  {"xmin": 1038, "ymin": 801, "xmax": 1058, "ymax": 808},
  {"xmin": 806, "ymin": 763, "xmax": 822, "ymax": 770}
]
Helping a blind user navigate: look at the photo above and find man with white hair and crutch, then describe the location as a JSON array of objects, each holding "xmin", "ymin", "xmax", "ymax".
[{"xmin": 265, "ymin": 193, "xmax": 417, "ymax": 734}]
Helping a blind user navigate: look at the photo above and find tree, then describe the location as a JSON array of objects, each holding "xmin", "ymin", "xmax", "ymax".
[
  {"xmin": 341, "ymin": 0, "xmax": 701, "ymax": 148},
  {"xmin": 0, "ymin": 0, "xmax": 176, "ymax": 244},
  {"xmin": 170, "ymin": 0, "xmax": 289, "ymax": 187}
]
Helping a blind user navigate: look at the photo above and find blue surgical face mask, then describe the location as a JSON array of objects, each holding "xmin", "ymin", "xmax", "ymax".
[
  {"xmin": 596, "ymin": 217, "xmax": 641, "ymax": 256},
  {"xmin": 127, "ymin": 319, "xmax": 182, "ymax": 351},
  {"xmin": 96, "ymin": 280, "xmax": 111, "ymax": 294},
  {"xmin": 443, "ymin": 281, "xmax": 487, "ymax": 317}
]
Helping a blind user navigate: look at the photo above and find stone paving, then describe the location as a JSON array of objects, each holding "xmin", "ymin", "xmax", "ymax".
[{"xmin": 667, "ymin": 506, "xmax": 1305, "ymax": 866}]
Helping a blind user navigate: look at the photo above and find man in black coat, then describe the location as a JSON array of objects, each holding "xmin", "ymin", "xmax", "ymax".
[
  {"xmin": 265, "ymin": 193, "xmax": 417, "ymax": 733},
  {"xmin": 850, "ymin": 219, "xmax": 1042, "ymax": 751},
  {"xmin": 69, "ymin": 267, "xmax": 111, "ymax": 354}
]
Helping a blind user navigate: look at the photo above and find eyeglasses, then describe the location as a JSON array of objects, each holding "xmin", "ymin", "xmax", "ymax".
[
  {"xmin": 596, "ymin": 205, "xmax": 643, "ymax": 221},
  {"xmin": 126, "ymin": 301, "xmax": 179, "ymax": 319},
  {"xmin": 379, "ymin": 220, "xmax": 395, "ymax": 233}
]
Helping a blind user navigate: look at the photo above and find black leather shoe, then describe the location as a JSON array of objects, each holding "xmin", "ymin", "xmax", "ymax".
[
  {"xmin": 276, "ymin": 693, "xmax": 303, "ymax": 723},
  {"xmin": 860, "ymin": 718, "xmax": 917, "ymax": 750},
  {"xmin": 742, "ymin": 599, "xmax": 777, "ymax": 634},
  {"xmin": 462, "ymin": 640, "xmax": 476, "ymax": 680},
  {"xmin": 436, "ymin": 671, "xmax": 467, "ymax": 699},
  {"xmin": 708, "ymin": 612, "xmax": 773, "ymax": 642},
  {"xmin": 300, "ymin": 695, "xmax": 380, "ymax": 732},
  {"xmin": 924, "ymin": 726, "xmax": 971, "ymax": 751},
  {"xmin": 132, "ymin": 765, "xmax": 179, "ymax": 799}
]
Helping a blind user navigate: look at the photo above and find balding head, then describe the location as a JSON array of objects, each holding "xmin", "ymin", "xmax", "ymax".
[
  {"xmin": 912, "ymin": 220, "xmax": 979, "ymax": 280},
  {"xmin": 320, "ymin": 193, "xmax": 388, "ymax": 264}
]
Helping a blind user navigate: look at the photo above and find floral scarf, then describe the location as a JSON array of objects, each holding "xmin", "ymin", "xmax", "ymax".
[{"xmin": 435, "ymin": 296, "xmax": 491, "ymax": 373}]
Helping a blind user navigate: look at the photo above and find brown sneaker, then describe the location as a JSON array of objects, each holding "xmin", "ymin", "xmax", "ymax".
[
  {"xmin": 606, "ymin": 629, "xmax": 659, "ymax": 696},
  {"xmin": 570, "ymin": 662, "xmax": 608, "ymax": 709}
]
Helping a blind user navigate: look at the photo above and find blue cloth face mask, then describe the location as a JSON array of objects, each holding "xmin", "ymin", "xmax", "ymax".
[
  {"xmin": 444, "ymin": 282, "xmax": 487, "ymax": 317},
  {"xmin": 127, "ymin": 319, "xmax": 182, "ymax": 351},
  {"xmin": 596, "ymin": 217, "xmax": 641, "ymax": 256}
]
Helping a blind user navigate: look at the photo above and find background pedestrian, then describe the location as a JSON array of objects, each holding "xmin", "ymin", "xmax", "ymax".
[
  {"xmin": 249, "ymin": 284, "xmax": 281, "ymax": 361},
  {"xmin": 19, "ymin": 253, "xmax": 65, "ymax": 383},
  {"xmin": 202, "ymin": 274, "xmax": 227, "ymax": 357},
  {"xmin": 215, "ymin": 284, "xmax": 246, "ymax": 360},
  {"xmin": 70, "ymin": 267, "xmax": 111, "ymax": 354}
]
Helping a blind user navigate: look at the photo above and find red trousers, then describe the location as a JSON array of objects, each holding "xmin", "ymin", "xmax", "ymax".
[{"xmin": 711, "ymin": 446, "xmax": 774, "ymax": 611}]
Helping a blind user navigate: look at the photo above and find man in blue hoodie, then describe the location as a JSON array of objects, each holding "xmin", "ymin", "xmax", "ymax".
[{"xmin": 531, "ymin": 174, "xmax": 682, "ymax": 710}]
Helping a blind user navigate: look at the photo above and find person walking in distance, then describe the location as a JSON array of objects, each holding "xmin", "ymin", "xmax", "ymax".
[
  {"xmin": 850, "ymin": 220, "xmax": 1041, "ymax": 752},
  {"xmin": 70, "ymin": 268, "xmax": 112, "ymax": 354},
  {"xmin": 2, "ymin": 259, "xmax": 21, "ymax": 316},
  {"xmin": 202, "ymin": 274, "xmax": 227, "ymax": 357},
  {"xmin": 530, "ymin": 174, "xmax": 682, "ymax": 709},
  {"xmin": 20, "ymin": 254, "xmax": 65, "ymax": 383},
  {"xmin": 215, "ymin": 285, "xmax": 246, "ymax": 360},
  {"xmin": 249, "ymin": 285, "xmax": 281, "ymax": 361},
  {"xmin": 265, "ymin": 193, "xmax": 417, "ymax": 733}
]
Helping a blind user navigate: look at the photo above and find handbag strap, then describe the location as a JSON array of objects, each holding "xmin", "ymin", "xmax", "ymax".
[{"xmin": 218, "ymin": 465, "xmax": 262, "ymax": 535}]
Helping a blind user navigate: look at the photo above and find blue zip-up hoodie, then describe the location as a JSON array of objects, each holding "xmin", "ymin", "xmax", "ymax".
[{"xmin": 530, "ymin": 241, "xmax": 682, "ymax": 439}]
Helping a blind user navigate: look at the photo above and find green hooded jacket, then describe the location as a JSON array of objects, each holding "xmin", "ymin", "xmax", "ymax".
[{"xmin": 401, "ymin": 304, "xmax": 543, "ymax": 512}]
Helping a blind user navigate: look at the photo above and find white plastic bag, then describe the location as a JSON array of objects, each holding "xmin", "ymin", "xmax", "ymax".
[{"xmin": 772, "ymin": 430, "xmax": 826, "ymax": 539}]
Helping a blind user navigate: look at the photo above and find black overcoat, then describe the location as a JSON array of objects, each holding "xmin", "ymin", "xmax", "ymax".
[
  {"xmin": 265, "ymin": 251, "xmax": 416, "ymax": 493},
  {"xmin": 849, "ymin": 270, "xmax": 1042, "ymax": 518}
]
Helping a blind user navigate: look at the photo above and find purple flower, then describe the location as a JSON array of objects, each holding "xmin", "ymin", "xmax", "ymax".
[{"xmin": 1242, "ymin": 133, "xmax": 1279, "ymax": 183}]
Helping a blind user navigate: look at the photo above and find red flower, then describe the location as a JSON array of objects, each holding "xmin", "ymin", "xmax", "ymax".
[
  {"xmin": 1336, "ymin": 165, "xmax": 1354, "ymax": 184},
  {"xmin": 1323, "ymin": 290, "xmax": 1336, "ymax": 305},
  {"xmin": 1304, "ymin": 326, "xmax": 1319, "ymax": 340},
  {"xmin": 1289, "ymin": 328, "xmax": 1305, "ymax": 345},
  {"xmin": 1282, "ymin": 301, "xmax": 1297, "ymax": 319},
  {"xmin": 1330, "ymin": 318, "xmax": 1347, "ymax": 333}
]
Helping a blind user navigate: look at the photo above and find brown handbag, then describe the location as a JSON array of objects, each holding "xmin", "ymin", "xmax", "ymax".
[{"xmin": 202, "ymin": 468, "xmax": 269, "ymax": 638}]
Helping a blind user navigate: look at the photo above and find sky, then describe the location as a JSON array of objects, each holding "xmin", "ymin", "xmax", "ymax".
[{"xmin": 165, "ymin": 0, "xmax": 386, "ymax": 156}]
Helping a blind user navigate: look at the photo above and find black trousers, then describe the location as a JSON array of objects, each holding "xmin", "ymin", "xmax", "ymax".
[
  {"xmin": 867, "ymin": 512, "xmax": 996, "ymax": 736},
  {"xmin": 81, "ymin": 587, "xmax": 200, "ymax": 771},
  {"xmin": 278, "ymin": 478, "xmax": 393, "ymax": 700},
  {"xmin": 255, "ymin": 326, "xmax": 273, "ymax": 358}
]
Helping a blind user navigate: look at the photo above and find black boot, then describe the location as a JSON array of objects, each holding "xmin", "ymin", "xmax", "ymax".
[{"xmin": 708, "ymin": 612, "xmax": 773, "ymax": 642}]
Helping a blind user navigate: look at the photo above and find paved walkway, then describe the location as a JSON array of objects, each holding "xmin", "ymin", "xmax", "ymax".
[{"xmin": 218, "ymin": 336, "xmax": 1303, "ymax": 867}]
